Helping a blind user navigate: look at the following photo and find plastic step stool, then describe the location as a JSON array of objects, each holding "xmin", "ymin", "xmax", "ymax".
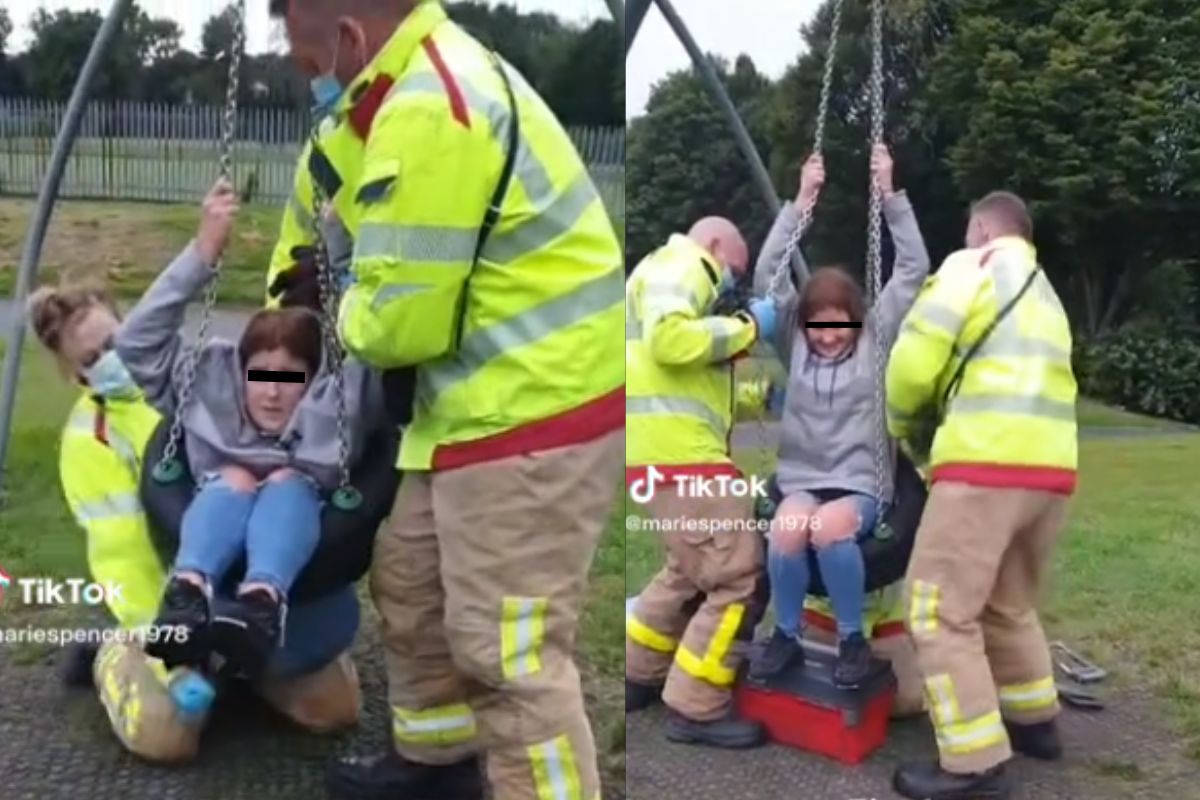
[{"xmin": 735, "ymin": 640, "xmax": 896, "ymax": 765}]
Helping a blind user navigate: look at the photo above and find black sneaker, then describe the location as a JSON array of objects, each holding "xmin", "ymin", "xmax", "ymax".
[
  {"xmin": 209, "ymin": 587, "xmax": 284, "ymax": 679},
  {"xmin": 145, "ymin": 576, "xmax": 211, "ymax": 668},
  {"xmin": 1006, "ymin": 719, "xmax": 1063, "ymax": 760},
  {"xmin": 748, "ymin": 628, "xmax": 804, "ymax": 681},
  {"xmin": 61, "ymin": 641, "xmax": 99, "ymax": 688},
  {"xmin": 326, "ymin": 750, "xmax": 484, "ymax": 800},
  {"xmin": 833, "ymin": 632, "xmax": 872, "ymax": 688},
  {"xmin": 665, "ymin": 710, "xmax": 765, "ymax": 749},
  {"xmin": 893, "ymin": 759, "xmax": 1012, "ymax": 800}
]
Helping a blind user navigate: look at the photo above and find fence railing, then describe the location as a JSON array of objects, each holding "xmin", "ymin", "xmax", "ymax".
[{"xmin": 0, "ymin": 98, "xmax": 625, "ymax": 219}]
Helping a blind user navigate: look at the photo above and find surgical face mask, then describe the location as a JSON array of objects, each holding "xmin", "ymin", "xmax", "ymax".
[
  {"xmin": 83, "ymin": 349, "xmax": 138, "ymax": 398},
  {"xmin": 717, "ymin": 265, "xmax": 738, "ymax": 296},
  {"xmin": 310, "ymin": 36, "xmax": 345, "ymax": 116}
]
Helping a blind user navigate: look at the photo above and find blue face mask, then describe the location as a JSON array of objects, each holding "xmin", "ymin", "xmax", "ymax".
[
  {"xmin": 83, "ymin": 349, "xmax": 138, "ymax": 398},
  {"xmin": 310, "ymin": 36, "xmax": 345, "ymax": 116}
]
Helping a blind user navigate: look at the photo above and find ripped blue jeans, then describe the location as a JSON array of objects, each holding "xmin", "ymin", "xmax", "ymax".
[
  {"xmin": 174, "ymin": 470, "xmax": 322, "ymax": 599},
  {"xmin": 768, "ymin": 488, "xmax": 881, "ymax": 640}
]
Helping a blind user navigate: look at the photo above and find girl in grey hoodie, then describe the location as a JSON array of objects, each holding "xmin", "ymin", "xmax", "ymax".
[
  {"xmin": 114, "ymin": 180, "xmax": 384, "ymax": 675},
  {"xmin": 747, "ymin": 146, "xmax": 930, "ymax": 688}
]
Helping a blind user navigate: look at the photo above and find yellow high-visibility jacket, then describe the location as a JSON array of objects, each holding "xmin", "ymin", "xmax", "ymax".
[
  {"xmin": 886, "ymin": 235, "xmax": 1078, "ymax": 493},
  {"xmin": 264, "ymin": 115, "xmax": 345, "ymax": 309},
  {"xmin": 58, "ymin": 393, "xmax": 164, "ymax": 629},
  {"xmin": 318, "ymin": 0, "xmax": 622, "ymax": 471},
  {"xmin": 626, "ymin": 234, "xmax": 765, "ymax": 477}
]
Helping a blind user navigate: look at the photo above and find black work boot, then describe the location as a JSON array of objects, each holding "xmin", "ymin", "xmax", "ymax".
[
  {"xmin": 748, "ymin": 627, "xmax": 804, "ymax": 681},
  {"xmin": 626, "ymin": 679, "xmax": 663, "ymax": 712},
  {"xmin": 209, "ymin": 587, "xmax": 284, "ymax": 679},
  {"xmin": 61, "ymin": 641, "xmax": 99, "ymax": 688},
  {"xmin": 893, "ymin": 760, "xmax": 1012, "ymax": 800},
  {"xmin": 832, "ymin": 632, "xmax": 872, "ymax": 689},
  {"xmin": 326, "ymin": 750, "xmax": 485, "ymax": 800},
  {"xmin": 665, "ymin": 710, "xmax": 765, "ymax": 749},
  {"xmin": 145, "ymin": 575, "xmax": 211, "ymax": 668},
  {"xmin": 1006, "ymin": 719, "xmax": 1063, "ymax": 760}
]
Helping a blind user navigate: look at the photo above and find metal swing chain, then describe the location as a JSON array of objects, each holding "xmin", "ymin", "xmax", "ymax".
[
  {"xmin": 158, "ymin": 0, "xmax": 245, "ymax": 476},
  {"xmin": 306, "ymin": 160, "xmax": 353, "ymax": 494},
  {"xmin": 866, "ymin": 0, "xmax": 889, "ymax": 532},
  {"xmin": 754, "ymin": 0, "xmax": 846, "ymax": 500},
  {"xmin": 767, "ymin": 0, "xmax": 845, "ymax": 304}
]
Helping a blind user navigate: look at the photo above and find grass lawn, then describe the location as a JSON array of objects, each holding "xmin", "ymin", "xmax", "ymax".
[{"xmin": 626, "ymin": 429, "xmax": 1200, "ymax": 764}]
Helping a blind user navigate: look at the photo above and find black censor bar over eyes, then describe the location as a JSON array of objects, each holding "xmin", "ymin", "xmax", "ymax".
[
  {"xmin": 247, "ymin": 370, "xmax": 306, "ymax": 383},
  {"xmin": 804, "ymin": 321, "xmax": 863, "ymax": 329}
]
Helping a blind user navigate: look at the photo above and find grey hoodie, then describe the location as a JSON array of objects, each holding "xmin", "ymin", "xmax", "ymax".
[
  {"xmin": 752, "ymin": 192, "xmax": 930, "ymax": 502},
  {"xmin": 115, "ymin": 242, "xmax": 386, "ymax": 490}
]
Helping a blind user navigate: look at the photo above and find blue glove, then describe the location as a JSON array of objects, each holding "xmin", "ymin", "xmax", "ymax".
[{"xmin": 748, "ymin": 298, "xmax": 778, "ymax": 340}]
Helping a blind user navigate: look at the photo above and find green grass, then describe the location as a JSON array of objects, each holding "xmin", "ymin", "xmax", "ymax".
[
  {"xmin": 1076, "ymin": 397, "xmax": 1183, "ymax": 429},
  {"xmin": 627, "ymin": 432, "xmax": 1200, "ymax": 763}
]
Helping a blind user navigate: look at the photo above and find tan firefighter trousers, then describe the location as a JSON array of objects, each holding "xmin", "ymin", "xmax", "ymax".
[
  {"xmin": 905, "ymin": 481, "xmax": 1070, "ymax": 774},
  {"xmin": 371, "ymin": 430, "xmax": 622, "ymax": 800},
  {"xmin": 93, "ymin": 640, "xmax": 361, "ymax": 762},
  {"xmin": 625, "ymin": 485, "xmax": 764, "ymax": 721}
]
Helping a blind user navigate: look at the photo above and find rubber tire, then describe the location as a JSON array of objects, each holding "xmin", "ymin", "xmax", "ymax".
[
  {"xmin": 139, "ymin": 417, "xmax": 400, "ymax": 603},
  {"xmin": 757, "ymin": 452, "xmax": 927, "ymax": 597}
]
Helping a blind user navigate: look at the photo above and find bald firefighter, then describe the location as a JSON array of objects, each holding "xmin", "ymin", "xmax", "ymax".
[
  {"xmin": 625, "ymin": 217, "xmax": 780, "ymax": 749},
  {"xmin": 886, "ymin": 191, "xmax": 1077, "ymax": 800},
  {"xmin": 270, "ymin": 2, "xmax": 624, "ymax": 798}
]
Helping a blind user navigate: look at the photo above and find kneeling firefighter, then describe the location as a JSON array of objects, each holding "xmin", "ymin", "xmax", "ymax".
[{"xmin": 625, "ymin": 217, "xmax": 781, "ymax": 749}]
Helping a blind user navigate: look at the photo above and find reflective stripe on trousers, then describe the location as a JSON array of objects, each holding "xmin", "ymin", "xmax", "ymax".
[
  {"xmin": 392, "ymin": 703, "xmax": 477, "ymax": 746},
  {"xmin": 528, "ymin": 734, "xmax": 587, "ymax": 800},
  {"xmin": 500, "ymin": 596, "xmax": 549, "ymax": 679},
  {"xmin": 672, "ymin": 603, "xmax": 744, "ymax": 688}
]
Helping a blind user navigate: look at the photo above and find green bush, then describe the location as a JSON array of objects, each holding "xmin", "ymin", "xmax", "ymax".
[{"xmin": 1075, "ymin": 328, "xmax": 1200, "ymax": 423}]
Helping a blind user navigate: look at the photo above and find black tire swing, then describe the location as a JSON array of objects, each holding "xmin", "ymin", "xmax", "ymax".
[
  {"xmin": 751, "ymin": 0, "xmax": 926, "ymax": 598},
  {"xmin": 138, "ymin": 2, "xmax": 397, "ymax": 603}
]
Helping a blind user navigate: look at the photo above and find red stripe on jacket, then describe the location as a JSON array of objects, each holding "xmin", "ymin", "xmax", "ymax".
[
  {"xmin": 805, "ymin": 608, "xmax": 907, "ymax": 641},
  {"xmin": 92, "ymin": 405, "xmax": 109, "ymax": 446},
  {"xmin": 931, "ymin": 463, "xmax": 1077, "ymax": 495},
  {"xmin": 347, "ymin": 75, "xmax": 396, "ymax": 139},
  {"xmin": 431, "ymin": 387, "xmax": 623, "ymax": 471},
  {"xmin": 421, "ymin": 38, "xmax": 471, "ymax": 130}
]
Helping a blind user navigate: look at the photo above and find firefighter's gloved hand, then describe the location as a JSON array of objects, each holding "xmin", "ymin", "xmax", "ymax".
[
  {"xmin": 269, "ymin": 246, "xmax": 322, "ymax": 311},
  {"xmin": 748, "ymin": 298, "xmax": 777, "ymax": 340}
]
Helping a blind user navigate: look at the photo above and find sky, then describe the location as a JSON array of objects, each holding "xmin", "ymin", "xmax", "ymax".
[
  {"xmin": 4, "ymin": 0, "xmax": 608, "ymax": 55},
  {"xmin": 626, "ymin": 0, "xmax": 823, "ymax": 119}
]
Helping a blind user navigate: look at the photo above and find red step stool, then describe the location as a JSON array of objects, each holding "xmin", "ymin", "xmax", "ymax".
[{"xmin": 735, "ymin": 639, "xmax": 896, "ymax": 765}]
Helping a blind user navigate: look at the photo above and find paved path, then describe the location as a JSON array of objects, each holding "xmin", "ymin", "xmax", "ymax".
[{"xmin": 628, "ymin": 686, "xmax": 1200, "ymax": 800}]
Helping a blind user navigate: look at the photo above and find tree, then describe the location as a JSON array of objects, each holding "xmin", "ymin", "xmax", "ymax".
[
  {"xmin": 541, "ymin": 19, "xmax": 622, "ymax": 126},
  {"xmin": 625, "ymin": 55, "xmax": 776, "ymax": 270},
  {"xmin": 921, "ymin": 0, "xmax": 1200, "ymax": 335},
  {"xmin": 0, "ymin": 7, "xmax": 12, "ymax": 58}
]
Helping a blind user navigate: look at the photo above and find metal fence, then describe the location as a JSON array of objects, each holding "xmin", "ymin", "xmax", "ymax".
[{"xmin": 0, "ymin": 98, "xmax": 625, "ymax": 219}]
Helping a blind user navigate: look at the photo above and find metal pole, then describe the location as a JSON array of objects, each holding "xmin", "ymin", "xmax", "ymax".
[
  {"xmin": 651, "ymin": 0, "xmax": 780, "ymax": 216},
  {"xmin": 603, "ymin": 0, "xmax": 625, "ymax": 44},
  {"xmin": 0, "ymin": 0, "xmax": 136, "ymax": 487},
  {"xmin": 626, "ymin": 0, "xmax": 651, "ymax": 58}
]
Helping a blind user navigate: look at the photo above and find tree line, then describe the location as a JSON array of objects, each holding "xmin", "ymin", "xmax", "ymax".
[
  {"xmin": 0, "ymin": 2, "xmax": 622, "ymax": 127},
  {"xmin": 626, "ymin": 0, "xmax": 1200, "ymax": 339}
]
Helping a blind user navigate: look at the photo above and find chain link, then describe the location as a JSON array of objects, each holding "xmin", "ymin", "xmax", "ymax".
[
  {"xmin": 767, "ymin": 0, "xmax": 844, "ymax": 305},
  {"xmin": 159, "ymin": 0, "xmax": 245, "ymax": 474},
  {"xmin": 867, "ymin": 0, "xmax": 888, "ymax": 527},
  {"xmin": 306, "ymin": 135, "xmax": 352, "ymax": 492}
]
